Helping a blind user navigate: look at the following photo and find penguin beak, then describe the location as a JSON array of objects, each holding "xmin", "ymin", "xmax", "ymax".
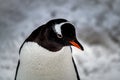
[{"xmin": 69, "ymin": 40, "xmax": 84, "ymax": 51}]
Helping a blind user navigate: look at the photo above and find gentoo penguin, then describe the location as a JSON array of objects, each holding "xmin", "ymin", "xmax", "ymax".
[{"xmin": 14, "ymin": 18, "xmax": 84, "ymax": 80}]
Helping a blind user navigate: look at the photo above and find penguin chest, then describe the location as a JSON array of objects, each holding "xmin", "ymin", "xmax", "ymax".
[{"xmin": 17, "ymin": 42, "xmax": 77, "ymax": 80}]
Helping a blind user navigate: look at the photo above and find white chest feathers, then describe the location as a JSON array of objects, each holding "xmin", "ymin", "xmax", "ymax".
[{"xmin": 17, "ymin": 42, "xmax": 77, "ymax": 80}]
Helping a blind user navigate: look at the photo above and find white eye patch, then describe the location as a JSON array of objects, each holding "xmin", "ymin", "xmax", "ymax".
[{"xmin": 54, "ymin": 22, "xmax": 69, "ymax": 36}]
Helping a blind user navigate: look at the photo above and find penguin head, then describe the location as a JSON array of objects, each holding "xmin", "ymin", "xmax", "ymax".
[
  {"xmin": 48, "ymin": 19, "xmax": 84, "ymax": 51},
  {"xmin": 25, "ymin": 18, "xmax": 84, "ymax": 52}
]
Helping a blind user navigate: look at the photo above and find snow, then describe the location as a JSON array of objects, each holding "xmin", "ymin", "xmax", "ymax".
[{"xmin": 0, "ymin": 0, "xmax": 120, "ymax": 80}]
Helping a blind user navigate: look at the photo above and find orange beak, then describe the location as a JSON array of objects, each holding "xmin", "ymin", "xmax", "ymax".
[{"xmin": 69, "ymin": 40, "xmax": 84, "ymax": 50}]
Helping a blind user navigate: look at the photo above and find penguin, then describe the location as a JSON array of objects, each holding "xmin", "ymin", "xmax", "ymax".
[{"xmin": 14, "ymin": 18, "xmax": 84, "ymax": 80}]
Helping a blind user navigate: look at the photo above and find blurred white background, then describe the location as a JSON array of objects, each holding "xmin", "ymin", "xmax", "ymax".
[{"xmin": 0, "ymin": 0, "xmax": 120, "ymax": 80}]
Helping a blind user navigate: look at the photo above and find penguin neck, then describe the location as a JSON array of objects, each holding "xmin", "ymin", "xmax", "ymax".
[
  {"xmin": 26, "ymin": 25, "xmax": 64, "ymax": 52},
  {"xmin": 37, "ymin": 39, "xmax": 63, "ymax": 52}
]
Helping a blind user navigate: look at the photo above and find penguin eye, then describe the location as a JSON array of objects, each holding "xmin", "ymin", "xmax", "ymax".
[{"xmin": 57, "ymin": 34, "xmax": 63, "ymax": 38}]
